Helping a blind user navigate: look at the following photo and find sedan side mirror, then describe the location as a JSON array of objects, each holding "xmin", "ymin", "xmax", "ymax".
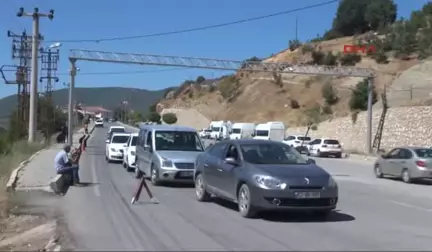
[
  {"xmin": 306, "ymin": 158, "xmax": 316, "ymax": 164},
  {"xmin": 105, "ymin": 139, "xmax": 110, "ymax": 143},
  {"xmin": 225, "ymin": 157, "xmax": 238, "ymax": 166}
]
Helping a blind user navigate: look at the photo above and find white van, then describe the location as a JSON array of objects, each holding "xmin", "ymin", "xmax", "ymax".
[
  {"xmin": 253, "ymin": 122, "xmax": 285, "ymax": 141},
  {"xmin": 230, "ymin": 123, "xmax": 255, "ymax": 139}
]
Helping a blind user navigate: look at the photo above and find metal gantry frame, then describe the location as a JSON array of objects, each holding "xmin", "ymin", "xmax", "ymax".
[{"xmin": 68, "ymin": 49, "xmax": 376, "ymax": 153}]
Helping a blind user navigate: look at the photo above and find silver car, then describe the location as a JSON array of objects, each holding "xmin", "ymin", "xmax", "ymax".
[
  {"xmin": 135, "ymin": 124, "xmax": 204, "ymax": 185},
  {"xmin": 374, "ymin": 147, "xmax": 432, "ymax": 183},
  {"xmin": 194, "ymin": 139, "xmax": 338, "ymax": 218}
]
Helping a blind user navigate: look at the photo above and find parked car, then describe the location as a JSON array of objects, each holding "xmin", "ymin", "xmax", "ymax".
[
  {"xmin": 374, "ymin": 147, "xmax": 432, "ymax": 183},
  {"xmin": 283, "ymin": 135, "xmax": 311, "ymax": 153},
  {"xmin": 106, "ymin": 126, "xmax": 126, "ymax": 140},
  {"xmin": 199, "ymin": 128, "xmax": 212, "ymax": 139},
  {"xmin": 194, "ymin": 139, "xmax": 338, "ymax": 218},
  {"xmin": 95, "ymin": 119, "xmax": 104, "ymax": 127},
  {"xmin": 106, "ymin": 133, "xmax": 130, "ymax": 163},
  {"xmin": 123, "ymin": 133, "xmax": 138, "ymax": 171},
  {"xmin": 307, "ymin": 138, "xmax": 342, "ymax": 158}
]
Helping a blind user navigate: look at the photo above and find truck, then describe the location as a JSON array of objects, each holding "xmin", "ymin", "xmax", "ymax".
[
  {"xmin": 209, "ymin": 121, "xmax": 232, "ymax": 140},
  {"xmin": 253, "ymin": 121, "xmax": 285, "ymax": 141}
]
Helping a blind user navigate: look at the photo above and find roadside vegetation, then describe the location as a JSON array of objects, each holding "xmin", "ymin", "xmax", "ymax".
[{"xmin": 0, "ymin": 97, "xmax": 67, "ymax": 217}]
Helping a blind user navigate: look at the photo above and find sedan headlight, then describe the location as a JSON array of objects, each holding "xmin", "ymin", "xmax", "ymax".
[
  {"xmin": 130, "ymin": 151, "xmax": 136, "ymax": 156},
  {"xmin": 110, "ymin": 148, "xmax": 116, "ymax": 152},
  {"xmin": 161, "ymin": 158, "xmax": 173, "ymax": 167},
  {"xmin": 253, "ymin": 175, "xmax": 286, "ymax": 190},
  {"xmin": 328, "ymin": 176, "xmax": 337, "ymax": 188}
]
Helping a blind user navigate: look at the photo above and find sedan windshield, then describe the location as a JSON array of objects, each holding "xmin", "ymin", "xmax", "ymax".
[
  {"xmin": 112, "ymin": 135, "xmax": 129, "ymax": 143},
  {"xmin": 240, "ymin": 143, "xmax": 307, "ymax": 165},
  {"xmin": 155, "ymin": 131, "xmax": 204, "ymax": 152}
]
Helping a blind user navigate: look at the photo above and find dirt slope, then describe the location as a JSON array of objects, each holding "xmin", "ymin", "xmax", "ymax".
[{"xmin": 159, "ymin": 36, "xmax": 422, "ymax": 127}]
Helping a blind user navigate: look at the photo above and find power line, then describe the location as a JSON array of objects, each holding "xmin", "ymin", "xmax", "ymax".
[
  {"xmin": 45, "ymin": 0, "xmax": 338, "ymax": 44},
  {"xmin": 56, "ymin": 67, "xmax": 232, "ymax": 76}
]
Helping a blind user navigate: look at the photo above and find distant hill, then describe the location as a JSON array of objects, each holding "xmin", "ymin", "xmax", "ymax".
[{"xmin": 0, "ymin": 87, "xmax": 171, "ymax": 120}]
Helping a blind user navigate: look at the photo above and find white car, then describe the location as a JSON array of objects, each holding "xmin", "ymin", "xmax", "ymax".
[
  {"xmin": 307, "ymin": 138, "xmax": 343, "ymax": 158},
  {"xmin": 106, "ymin": 126, "xmax": 126, "ymax": 139},
  {"xmin": 122, "ymin": 133, "xmax": 138, "ymax": 171},
  {"xmin": 198, "ymin": 128, "xmax": 211, "ymax": 139},
  {"xmin": 283, "ymin": 135, "xmax": 312, "ymax": 147},
  {"xmin": 95, "ymin": 119, "xmax": 104, "ymax": 127},
  {"xmin": 106, "ymin": 133, "xmax": 131, "ymax": 163}
]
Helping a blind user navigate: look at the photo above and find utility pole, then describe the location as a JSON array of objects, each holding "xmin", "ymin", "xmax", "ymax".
[
  {"xmin": 40, "ymin": 47, "xmax": 59, "ymax": 99},
  {"xmin": 17, "ymin": 7, "xmax": 54, "ymax": 143},
  {"xmin": 295, "ymin": 17, "xmax": 298, "ymax": 41}
]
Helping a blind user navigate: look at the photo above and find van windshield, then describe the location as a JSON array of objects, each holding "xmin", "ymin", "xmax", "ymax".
[
  {"xmin": 211, "ymin": 127, "xmax": 220, "ymax": 132},
  {"xmin": 232, "ymin": 128, "xmax": 241, "ymax": 134},
  {"xmin": 154, "ymin": 131, "xmax": 204, "ymax": 152},
  {"xmin": 255, "ymin": 130, "xmax": 269, "ymax": 137}
]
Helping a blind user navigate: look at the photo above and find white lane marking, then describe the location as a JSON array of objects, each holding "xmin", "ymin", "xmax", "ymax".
[{"xmin": 388, "ymin": 200, "xmax": 432, "ymax": 213}]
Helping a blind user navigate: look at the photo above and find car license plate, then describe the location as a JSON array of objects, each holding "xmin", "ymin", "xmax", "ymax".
[
  {"xmin": 178, "ymin": 171, "xmax": 193, "ymax": 177},
  {"xmin": 294, "ymin": 191, "xmax": 321, "ymax": 199}
]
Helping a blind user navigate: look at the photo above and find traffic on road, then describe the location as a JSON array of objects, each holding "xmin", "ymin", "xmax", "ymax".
[{"xmin": 70, "ymin": 121, "xmax": 432, "ymax": 250}]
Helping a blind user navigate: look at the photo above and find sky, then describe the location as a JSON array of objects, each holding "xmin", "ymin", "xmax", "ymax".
[{"xmin": 0, "ymin": 0, "xmax": 428, "ymax": 99}]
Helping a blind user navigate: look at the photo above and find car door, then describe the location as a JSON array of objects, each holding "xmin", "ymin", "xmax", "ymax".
[
  {"xmin": 142, "ymin": 131, "xmax": 153, "ymax": 175},
  {"xmin": 397, "ymin": 148, "xmax": 413, "ymax": 176},
  {"xmin": 204, "ymin": 143, "xmax": 228, "ymax": 189},
  {"xmin": 124, "ymin": 137, "xmax": 131, "ymax": 163},
  {"xmin": 381, "ymin": 148, "xmax": 402, "ymax": 175},
  {"xmin": 217, "ymin": 144, "xmax": 240, "ymax": 199}
]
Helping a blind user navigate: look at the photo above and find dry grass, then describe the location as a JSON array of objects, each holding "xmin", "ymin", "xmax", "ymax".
[
  {"xmin": 160, "ymin": 36, "xmax": 421, "ymax": 126},
  {"xmin": 0, "ymin": 141, "xmax": 46, "ymax": 219}
]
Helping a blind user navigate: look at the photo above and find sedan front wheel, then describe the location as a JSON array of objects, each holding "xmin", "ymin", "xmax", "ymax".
[
  {"xmin": 238, "ymin": 184, "xmax": 258, "ymax": 218},
  {"xmin": 195, "ymin": 173, "xmax": 211, "ymax": 202}
]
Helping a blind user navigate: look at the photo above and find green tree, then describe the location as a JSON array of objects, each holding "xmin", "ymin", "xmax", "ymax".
[
  {"xmin": 196, "ymin": 76, "xmax": 206, "ymax": 84},
  {"xmin": 332, "ymin": 0, "xmax": 372, "ymax": 36},
  {"xmin": 349, "ymin": 79, "xmax": 378, "ymax": 111},
  {"xmin": 162, "ymin": 113, "xmax": 178, "ymax": 124},
  {"xmin": 148, "ymin": 112, "xmax": 161, "ymax": 123},
  {"xmin": 364, "ymin": 0, "xmax": 397, "ymax": 31}
]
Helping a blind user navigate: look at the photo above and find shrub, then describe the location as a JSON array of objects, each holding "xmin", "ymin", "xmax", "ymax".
[
  {"xmin": 162, "ymin": 113, "xmax": 178, "ymax": 124},
  {"xmin": 301, "ymin": 44, "xmax": 314, "ymax": 54},
  {"xmin": 321, "ymin": 82, "xmax": 339, "ymax": 105},
  {"xmin": 289, "ymin": 40, "xmax": 302, "ymax": 51},
  {"xmin": 340, "ymin": 54, "xmax": 362, "ymax": 66},
  {"xmin": 290, "ymin": 99, "xmax": 300, "ymax": 109},
  {"xmin": 349, "ymin": 79, "xmax": 378, "ymax": 111},
  {"xmin": 218, "ymin": 76, "xmax": 241, "ymax": 101},
  {"xmin": 148, "ymin": 112, "xmax": 161, "ymax": 123}
]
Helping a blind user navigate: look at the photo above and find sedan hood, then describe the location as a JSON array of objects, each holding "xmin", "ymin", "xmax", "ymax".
[
  {"xmin": 255, "ymin": 164, "xmax": 330, "ymax": 186},
  {"xmin": 157, "ymin": 150, "xmax": 203, "ymax": 162}
]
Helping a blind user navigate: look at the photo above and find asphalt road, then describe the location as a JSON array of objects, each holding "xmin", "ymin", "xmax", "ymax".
[{"xmin": 58, "ymin": 122, "xmax": 432, "ymax": 250}]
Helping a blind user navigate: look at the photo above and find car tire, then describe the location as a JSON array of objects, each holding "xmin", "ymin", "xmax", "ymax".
[
  {"xmin": 123, "ymin": 161, "xmax": 127, "ymax": 169},
  {"xmin": 237, "ymin": 184, "xmax": 258, "ymax": 218},
  {"xmin": 401, "ymin": 169, "xmax": 412, "ymax": 183},
  {"xmin": 150, "ymin": 165, "xmax": 161, "ymax": 186},
  {"xmin": 335, "ymin": 153, "xmax": 342, "ymax": 158},
  {"xmin": 195, "ymin": 173, "xmax": 211, "ymax": 202},
  {"xmin": 106, "ymin": 156, "xmax": 111, "ymax": 163},
  {"xmin": 374, "ymin": 164, "xmax": 384, "ymax": 178},
  {"xmin": 316, "ymin": 150, "xmax": 322, "ymax": 157}
]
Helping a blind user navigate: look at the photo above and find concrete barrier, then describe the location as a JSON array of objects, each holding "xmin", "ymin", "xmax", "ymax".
[{"xmin": 49, "ymin": 175, "xmax": 65, "ymax": 194}]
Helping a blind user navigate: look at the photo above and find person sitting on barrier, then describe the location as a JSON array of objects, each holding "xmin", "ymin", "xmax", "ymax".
[{"xmin": 54, "ymin": 144, "xmax": 81, "ymax": 185}]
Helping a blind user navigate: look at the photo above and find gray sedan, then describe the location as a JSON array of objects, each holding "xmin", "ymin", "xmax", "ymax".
[
  {"xmin": 193, "ymin": 139, "xmax": 338, "ymax": 218},
  {"xmin": 374, "ymin": 147, "xmax": 432, "ymax": 183}
]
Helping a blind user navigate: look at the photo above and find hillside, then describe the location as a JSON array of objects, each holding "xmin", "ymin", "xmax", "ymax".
[
  {"xmin": 158, "ymin": 1, "xmax": 432, "ymax": 129},
  {"xmin": 0, "ymin": 87, "xmax": 171, "ymax": 119}
]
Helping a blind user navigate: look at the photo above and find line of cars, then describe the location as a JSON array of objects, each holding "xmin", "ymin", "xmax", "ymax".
[{"xmin": 104, "ymin": 123, "xmax": 339, "ymax": 219}]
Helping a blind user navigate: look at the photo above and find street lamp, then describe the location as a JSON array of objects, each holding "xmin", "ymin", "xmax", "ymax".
[{"xmin": 48, "ymin": 42, "xmax": 62, "ymax": 49}]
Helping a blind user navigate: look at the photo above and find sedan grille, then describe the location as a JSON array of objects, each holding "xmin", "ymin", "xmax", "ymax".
[{"xmin": 174, "ymin": 162, "xmax": 194, "ymax": 170}]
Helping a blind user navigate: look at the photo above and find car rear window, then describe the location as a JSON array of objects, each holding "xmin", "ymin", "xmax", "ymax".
[
  {"xmin": 324, "ymin": 139, "xmax": 340, "ymax": 145},
  {"xmin": 414, "ymin": 148, "xmax": 432, "ymax": 158},
  {"xmin": 297, "ymin": 136, "xmax": 311, "ymax": 141}
]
